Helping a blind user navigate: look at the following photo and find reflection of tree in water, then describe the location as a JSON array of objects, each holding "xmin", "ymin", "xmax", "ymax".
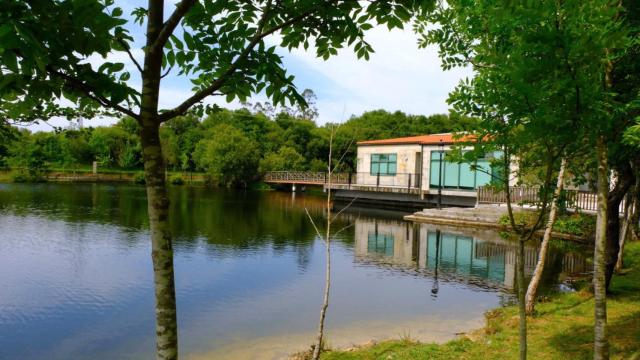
[{"xmin": 0, "ymin": 184, "xmax": 349, "ymax": 271}]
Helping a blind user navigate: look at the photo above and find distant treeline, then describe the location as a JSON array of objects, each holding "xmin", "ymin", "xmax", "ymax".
[{"xmin": 0, "ymin": 105, "xmax": 478, "ymax": 186}]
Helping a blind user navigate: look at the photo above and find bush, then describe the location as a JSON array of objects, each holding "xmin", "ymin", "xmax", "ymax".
[
  {"xmin": 170, "ymin": 175, "xmax": 184, "ymax": 185},
  {"xmin": 11, "ymin": 170, "xmax": 46, "ymax": 183},
  {"xmin": 498, "ymin": 210, "xmax": 596, "ymax": 237},
  {"xmin": 134, "ymin": 172, "xmax": 146, "ymax": 185},
  {"xmin": 553, "ymin": 213, "xmax": 596, "ymax": 237}
]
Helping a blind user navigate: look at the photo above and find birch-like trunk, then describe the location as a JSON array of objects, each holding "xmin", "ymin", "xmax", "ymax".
[
  {"xmin": 501, "ymin": 147, "xmax": 527, "ymax": 360},
  {"xmin": 615, "ymin": 182, "xmax": 636, "ymax": 272},
  {"xmin": 142, "ymin": 123, "xmax": 178, "ymax": 360},
  {"xmin": 516, "ymin": 237, "xmax": 527, "ymax": 360},
  {"xmin": 312, "ymin": 133, "xmax": 334, "ymax": 360},
  {"xmin": 525, "ymin": 157, "xmax": 567, "ymax": 314},
  {"xmin": 593, "ymin": 137, "xmax": 609, "ymax": 360},
  {"xmin": 140, "ymin": 2, "xmax": 178, "ymax": 359}
]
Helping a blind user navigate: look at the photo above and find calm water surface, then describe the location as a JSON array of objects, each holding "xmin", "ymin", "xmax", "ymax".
[{"xmin": 0, "ymin": 183, "xmax": 588, "ymax": 359}]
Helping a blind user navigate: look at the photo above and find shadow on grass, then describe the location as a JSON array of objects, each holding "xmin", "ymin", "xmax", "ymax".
[{"xmin": 546, "ymin": 310, "xmax": 640, "ymax": 359}]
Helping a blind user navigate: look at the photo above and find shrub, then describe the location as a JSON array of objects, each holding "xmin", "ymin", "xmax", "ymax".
[
  {"xmin": 553, "ymin": 213, "xmax": 596, "ymax": 237},
  {"xmin": 133, "ymin": 172, "xmax": 146, "ymax": 185},
  {"xmin": 498, "ymin": 210, "xmax": 596, "ymax": 237},
  {"xmin": 12, "ymin": 170, "xmax": 46, "ymax": 183},
  {"xmin": 170, "ymin": 175, "xmax": 184, "ymax": 185}
]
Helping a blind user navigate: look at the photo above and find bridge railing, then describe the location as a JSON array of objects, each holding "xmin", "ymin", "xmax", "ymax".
[
  {"xmin": 263, "ymin": 171, "xmax": 350, "ymax": 184},
  {"xmin": 477, "ymin": 186, "xmax": 603, "ymax": 212},
  {"xmin": 263, "ymin": 171, "xmax": 422, "ymax": 190}
]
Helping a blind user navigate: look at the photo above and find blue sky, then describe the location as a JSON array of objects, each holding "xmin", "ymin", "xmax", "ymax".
[{"xmin": 28, "ymin": 3, "xmax": 473, "ymax": 131}]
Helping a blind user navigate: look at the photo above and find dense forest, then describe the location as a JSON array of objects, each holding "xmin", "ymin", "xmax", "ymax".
[{"xmin": 1, "ymin": 94, "xmax": 477, "ymax": 186}]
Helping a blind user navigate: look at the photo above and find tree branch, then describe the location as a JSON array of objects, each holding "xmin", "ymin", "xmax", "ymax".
[
  {"xmin": 149, "ymin": 0, "xmax": 197, "ymax": 57},
  {"xmin": 160, "ymin": 63, "xmax": 174, "ymax": 79},
  {"xmin": 48, "ymin": 68, "xmax": 140, "ymax": 119},
  {"xmin": 158, "ymin": 3, "xmax": 318, "ymax": 121},
  {"xmin": 118, "ymin": 39, "xmax": 144, "ymax": 74}
]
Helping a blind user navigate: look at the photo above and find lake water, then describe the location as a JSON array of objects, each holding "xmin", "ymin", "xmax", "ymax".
[{"xmin": 0, "ymin": 183, "xmax": 588, "ymax": 359}]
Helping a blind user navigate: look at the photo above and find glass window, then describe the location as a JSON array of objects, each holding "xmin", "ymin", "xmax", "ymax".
[
  {"xmin": 475, "ymin": 160, "xmax": 492, "ymax": 187},
  {"xmin": 444, "ymin": 161, "xmax": 459, "ymax": 187},
  {"xmin": 430, "ymin": 151, "xmax": 444, "ymax": 187},
  {"xmin": 370, "ymin": 153, "xmax": 397, "ymax": 176},
  {"xmin": 430, "ymin": 151, "xmax": 502, "ymax": 189},
  {"xmin": 459, "ymin": 162, "xmax": 475, "ymax": 188}
]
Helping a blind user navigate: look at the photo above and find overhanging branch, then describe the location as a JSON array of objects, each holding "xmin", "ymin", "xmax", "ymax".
[
  {"xmin": 49, "ymin": 68, "xmax": 140, "ymax": 119},
  {"xmin": 158, "ymin": 3, "xmax": 317, "ymax": 122}
]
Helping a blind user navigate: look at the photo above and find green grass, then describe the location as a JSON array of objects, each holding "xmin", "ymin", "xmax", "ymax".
[{"xmin": 322, "ymin": 242, "xmax": 640, "ymax": 360}]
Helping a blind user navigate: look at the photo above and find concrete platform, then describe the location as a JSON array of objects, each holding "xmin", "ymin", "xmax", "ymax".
[{"xmin": 404, "ymin": 205, "xmax": 587, "ymax": 242}]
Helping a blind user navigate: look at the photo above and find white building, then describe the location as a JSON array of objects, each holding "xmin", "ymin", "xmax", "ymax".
[{"xmin": 353, "ymin": 132, "xmax": 517, "ymax": 205}]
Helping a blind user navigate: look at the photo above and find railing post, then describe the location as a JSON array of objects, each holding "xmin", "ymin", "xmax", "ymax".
[
  {"xmin": 348, "ymin": 172, "xmax": 352, "ymax": 189},
  {"xmin": 407, "ymin": 174, "xmax": 411, "ymax": 193},
  {"xmin": 376, "ymin": 172, "xmax": 380, "ymax": 188}
]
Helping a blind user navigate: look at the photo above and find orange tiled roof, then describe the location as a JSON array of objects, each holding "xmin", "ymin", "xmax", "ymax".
[{"xmin": 357, "ymin": 133, "xmax": 473, "ymax": 146}]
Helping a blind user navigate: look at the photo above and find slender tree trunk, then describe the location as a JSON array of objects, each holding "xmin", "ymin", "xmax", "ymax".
[
  {"xmin": 525, "ymin": 157, "xmax": 567, "ymax": 314},
  {"xmin": 594, "ymin": 137, "xmax": 609, "ymax": 360},
  {"xmin": 140, "ymin": 1, "xmax": 178, "ymax": 359},
  {"xmin": 631, "ymin": 186, "xmax": 640, "ymax": 241},
  {"xmin": 616, "ymin": 178, "xmax": 637, "ymax": 272},
  {"xmin": 516, "ymin": 237, "xmax": 527, "ymax": 360},
  {"xmin": 312, "ymin": 132, "xmax": 334, "ymax": 360},
  {"xmin": 501, "ymin": 146, "xmax": 527, "ymax": 360},
  {"xmin": 615, "ymin": 196, "xmax": 632, "ymax": 272},
  {"xmin": 604, "ymin": 162, "xmax": 633, "ymax": 289}
]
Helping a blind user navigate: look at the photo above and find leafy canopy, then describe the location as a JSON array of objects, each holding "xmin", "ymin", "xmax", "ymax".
[{"xmin": 1, "ymin": 0, "xmax": 434, "ymax": 124}]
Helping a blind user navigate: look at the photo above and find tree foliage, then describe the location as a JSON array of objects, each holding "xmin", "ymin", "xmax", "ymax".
[{"xmin": 3, "ymin": 107, "xmax": 477, "ymax": 182}]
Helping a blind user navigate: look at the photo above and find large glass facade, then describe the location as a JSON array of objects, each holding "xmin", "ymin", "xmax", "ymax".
[
  {"xmin": 370, "ymin": 153, "xmax": 397, "ymax": 175},
  {"xmin": 430, "ymin": 151, "xmax": 500, "ymax": 189}
]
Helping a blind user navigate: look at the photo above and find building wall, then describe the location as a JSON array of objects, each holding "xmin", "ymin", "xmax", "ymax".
[
  {"xmin": 356, "ymin": 144, "xmax": 423, "ymax": 188},
  {"xmin": 357, "ymin": 144, "xmax": 518, "ymax": 195}
]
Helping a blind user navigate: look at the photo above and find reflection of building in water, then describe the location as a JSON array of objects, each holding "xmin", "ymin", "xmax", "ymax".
[
  {"xmin": 355, "ymin": 218, "xmax": 418, "ymax": 268},
  {"xmin": 354, "ymin": 218, "xmax": 587, "ymax": 291}
]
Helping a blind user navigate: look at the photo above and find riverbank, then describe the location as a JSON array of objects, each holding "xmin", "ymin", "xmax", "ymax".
[
  {"xmin": 320, "ymin": 241, "xmax": 640, "ymax": 359},
  {"xmin": 0, "ymin": 168, "xmax": 209, "ymax": 184}
]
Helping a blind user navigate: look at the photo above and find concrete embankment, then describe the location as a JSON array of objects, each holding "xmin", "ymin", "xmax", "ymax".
[{"xmin": 404, "ymin": 205, "xmax": 587, "ymax": 241}]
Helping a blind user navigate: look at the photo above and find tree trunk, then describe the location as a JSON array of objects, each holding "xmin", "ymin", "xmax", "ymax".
[
  {"xmin": 141, "ymin": 123, "xmax": 178, "ymax": 360},
  {"xmin": 501, "ymin": 145, "xmax": 527, "ymax": 360},
  {"xmin": 525, "ymin": 157, "xmax": 567, "ymax": 314},
  {"xmin": 615, "ymin": 196, "xmax": 632, "ymax": 272},
  {"xmin": 312, "ymin": 135, "xmax": 334, "ymax": 360},
  {"xmin": 631, "ymin": 186, "xmax": 640, "ymax": 241},
  {"xmin": 140, "ymin": 2, "xmax": 178, "ymax": 359},
  {"xmin": 604, "ymin": 162, "xmax": 634, "ymax": 290},
  {"xmin": 616, "ymin": 178, "xmax": 637, "ymax": 272},
  {"xmin": 594, "ymin": 137, "xmax": 609, "ymax": 360},
  {"xmin": 517, "ymin": 237, "xmax": 527, "ymax": 360}
]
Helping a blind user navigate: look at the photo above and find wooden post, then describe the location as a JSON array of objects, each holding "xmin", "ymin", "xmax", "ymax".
[
  {"xmin": 408, "ymin": 174, "xmax": 412, "ymax": 193},
  {"xmin": 376, "ymin": 173, "xmax": 380, "ymax": 188}
]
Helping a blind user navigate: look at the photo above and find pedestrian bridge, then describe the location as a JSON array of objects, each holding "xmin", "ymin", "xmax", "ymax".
[
  {"xmin": 263, "ymin": 171, "xmax": 351, "ymax": 186},
  {"xmin": 263, "ymin": 171, "xmax": 603, "ymax": 211}
]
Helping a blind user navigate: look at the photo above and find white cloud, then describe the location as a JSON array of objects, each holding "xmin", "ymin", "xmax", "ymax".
[
  {"xmin": 24, "ymin": 26, "xmax": 471, "ymax": 131},
  {"xmin": 281, "ymin": 27, "xmax": 473, "ymax": 123}
]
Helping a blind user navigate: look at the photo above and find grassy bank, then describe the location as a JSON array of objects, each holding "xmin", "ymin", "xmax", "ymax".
[{"xmin": 322, "ymin": 242, "xmax": 640, "ymax": 360}]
